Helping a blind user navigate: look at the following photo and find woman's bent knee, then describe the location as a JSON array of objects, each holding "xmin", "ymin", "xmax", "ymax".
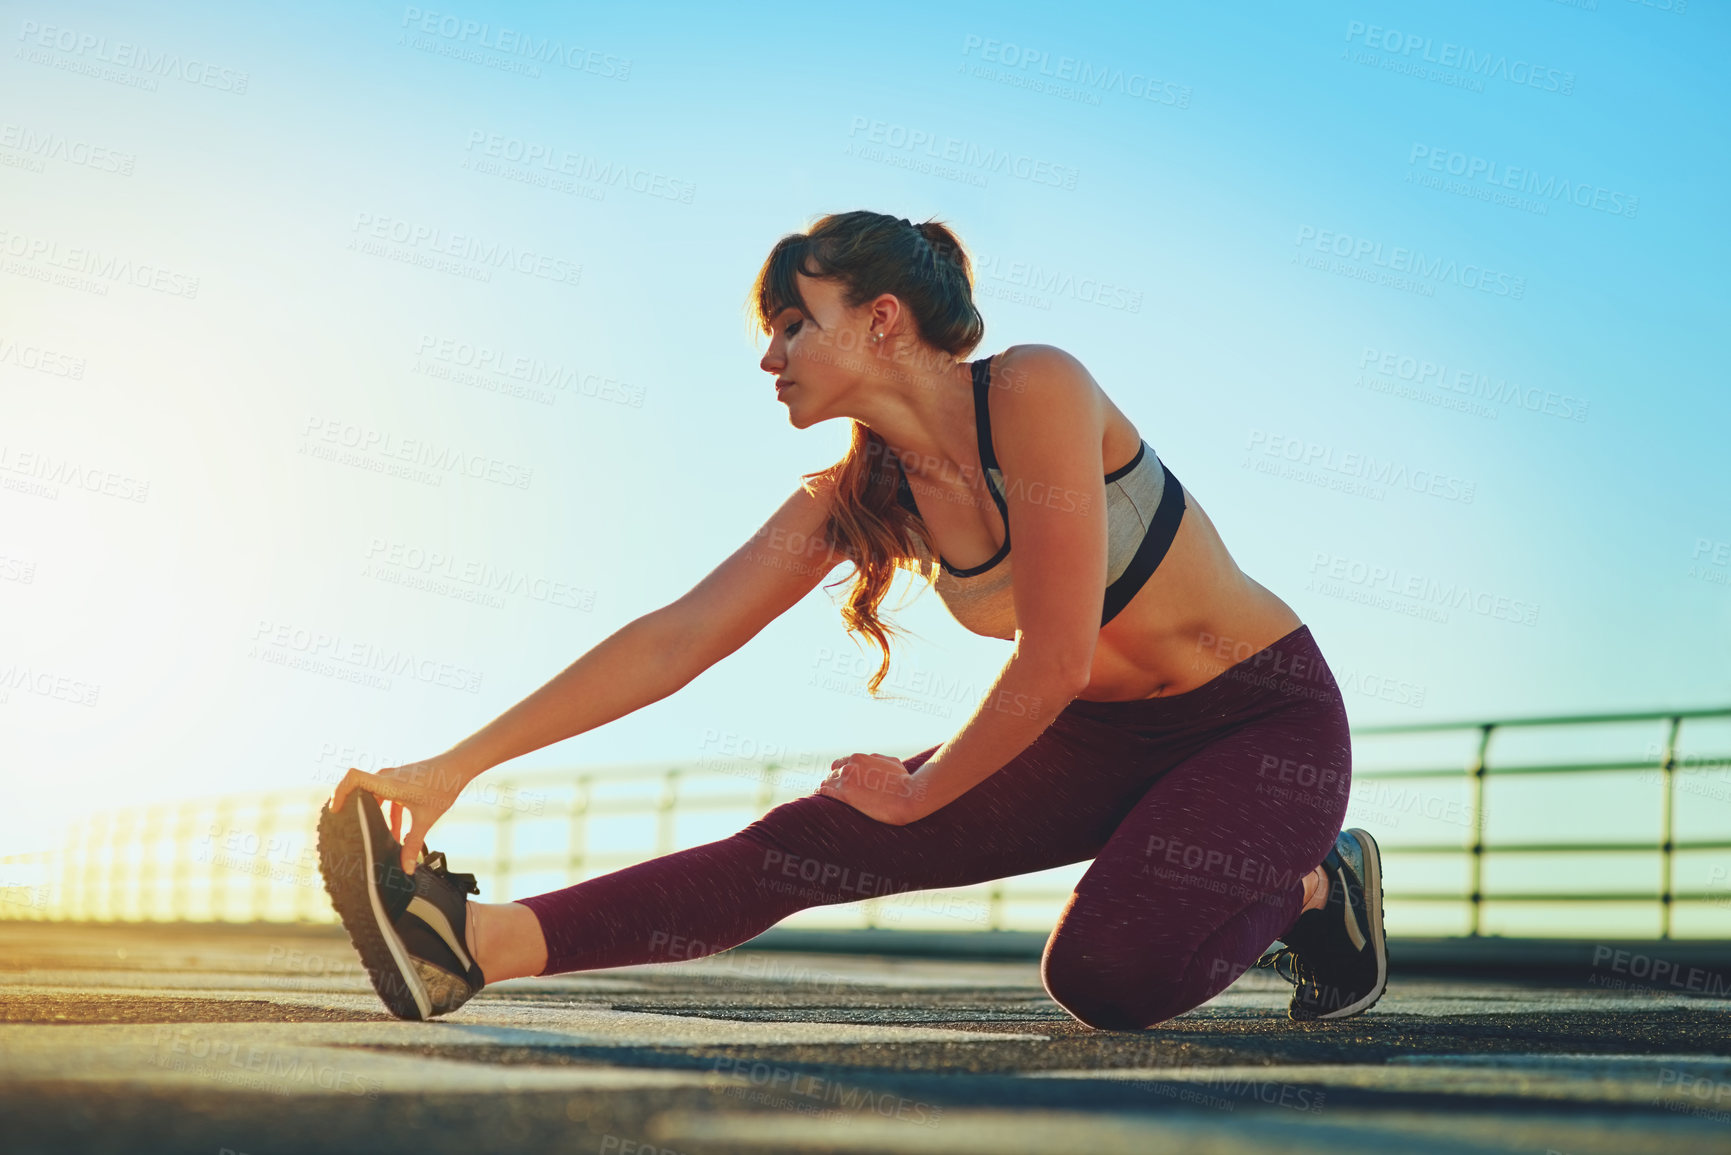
[{"xmin": 1042, "ymin": 938, "xmax": 1201, "ymax": 1031}]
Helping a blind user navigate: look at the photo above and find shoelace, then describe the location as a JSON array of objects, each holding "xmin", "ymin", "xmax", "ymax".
[
  {"xmin": 419, "ymin": 849, "xmax": 480, "ymax": 896},
  {"xmin": 1254, "ymin": 946, "xmax": 1322, "ymax": 1004}
]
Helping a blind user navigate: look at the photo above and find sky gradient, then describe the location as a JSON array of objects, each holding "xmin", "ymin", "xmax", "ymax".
[{"xmin": 2, "ymin": 1, "xmax": 1727, "ymax": 928}]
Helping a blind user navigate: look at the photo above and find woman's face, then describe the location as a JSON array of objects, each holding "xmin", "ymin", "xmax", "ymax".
[{"xmin": 761, "ymin": 272, "xmax": 876, "ymax": 428}]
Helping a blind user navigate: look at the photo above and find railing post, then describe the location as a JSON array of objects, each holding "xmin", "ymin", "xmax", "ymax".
[
  {"xmin": 295, "ymin": 793, "xmax": 324, "ymax": 923},
  {"xmin": 986, "ymin": 879, "xmax": 1006, "ymax": 931},
  {"xmin": 1659, "ymin": 714, "xmax": 1682, "ymax": 939},
  {"xmin": 108, "ymin": 808, "xmax": 137, "ymax": 921},
  {"xmin": 210, "ymin": 799, "xmax": 236, "ymax": 922},
  {"xmin": 493, "ymin": 784, "xmax": 516, "ymax": 900},
  {"xmin": 252, "ymin": 797, "xmax": 279, "ymax": 922},
  {"xmin": 657, "ymin": 768, "xmax": 680, "ymax": 856},
  {"xmin": 567, "ymin": 776, "xmax": 592, "ymax": 886},
  {"xmin": 1468, "ymin": 724, "xmax": 1494, "ymax": 937},
  {"xmin": 757, "ymin": 761, "xmax": 779, "ymax": 813},
  {"xmin": 170, "ymin": 805, "xmax": 197, "ymax": 922},
  {"xmin": 137, "ymin": 806, "xmax": 165, "ymax": 921},
  {"xmin": 52, "ymin": 823, "xmax": 74, "ymax": 920},
  {"xmin": 79, "ymin": 813, "xmax": 105, "ymax": 921}
]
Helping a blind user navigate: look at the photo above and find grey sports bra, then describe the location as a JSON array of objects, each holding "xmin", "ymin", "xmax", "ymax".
[{"xmin": 894, "ymin": 354, "xmax": 1186, "ymax": 641}]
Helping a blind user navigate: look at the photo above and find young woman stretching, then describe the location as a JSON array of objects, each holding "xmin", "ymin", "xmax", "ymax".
[{"xmin": 319, "ymin": 210, "xmax": 1386, "ymax": 1029}]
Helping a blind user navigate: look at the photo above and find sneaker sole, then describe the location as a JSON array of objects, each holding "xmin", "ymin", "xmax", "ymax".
[
  {"xmin": 316, "ymin": 794, "xmax": 432, "ymax": 1021},
  {"xmin": 1316, "ymin": 827, "xmax": 1387, "ymax": 1020}
]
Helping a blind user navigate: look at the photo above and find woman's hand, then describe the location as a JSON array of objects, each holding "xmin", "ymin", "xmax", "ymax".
[
  {"xmin": 329, "ymin": 753, "xmax": 474, "ymax": 875},
  {"xmin": 815, "ymin": 753, "xmax": 925, "ymax": 826}
]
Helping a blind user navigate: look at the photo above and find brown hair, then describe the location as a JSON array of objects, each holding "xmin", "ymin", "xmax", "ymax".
[{"xmin": 748, "ymin": 210, "xmax": 985, "ymax": 696}]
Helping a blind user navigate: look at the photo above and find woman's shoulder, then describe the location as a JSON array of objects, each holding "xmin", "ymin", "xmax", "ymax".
[{"xmin": 990, "ymin": 344, "xmax": 1098, "ymax": 398}]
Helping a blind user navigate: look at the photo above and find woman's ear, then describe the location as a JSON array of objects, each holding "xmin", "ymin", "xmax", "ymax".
[{"xmin": 867, "ymin": 293, "xmax": 902, "ymax": 336}]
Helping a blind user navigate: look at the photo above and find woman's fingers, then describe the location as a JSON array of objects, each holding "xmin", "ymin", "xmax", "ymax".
[
  {"xmin": 331, "ymin": 767, "xmax": 376, "ymax": 813},
  {"xmin": 400, "ymin": 821, "xmax": 425, "ymax": 876},
  {"xmin": 388, "ymin": 799, "xmax": 403, "ymax": 842}
]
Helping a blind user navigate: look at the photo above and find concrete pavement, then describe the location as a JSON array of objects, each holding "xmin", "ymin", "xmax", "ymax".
[{"xmin": 2, "ymin": 921, "xmax": 1729, "ymax": 1154}]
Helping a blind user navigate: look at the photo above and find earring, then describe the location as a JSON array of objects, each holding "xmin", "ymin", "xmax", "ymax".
[{"xmin": 872, "ymin": 332, "xmax": 882, "ymax": 342}]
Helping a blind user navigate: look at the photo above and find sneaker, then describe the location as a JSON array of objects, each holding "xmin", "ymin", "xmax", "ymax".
[
  {"xmin": 316, "ymin": 788, "xmax": 486, "ymax": 1021},
  {"xmin": 1256, "ymin": 828, "xmax": 1386, "ymax": 1021}
]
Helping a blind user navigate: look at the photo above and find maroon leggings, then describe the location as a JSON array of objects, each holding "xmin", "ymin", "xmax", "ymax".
[{"xmin": 517, "ymin": 624, "xmax": 1352, "ymax": 1029}]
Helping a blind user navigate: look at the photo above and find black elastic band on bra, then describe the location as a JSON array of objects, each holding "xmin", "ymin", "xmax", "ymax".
[
  {"xmin": 895, "ymin": 355, "xmax": 1184, "ymax": 597},
  {"xmin": 894, "ymin": 461, "xmax": 918, "ymax": 514},
  {"xmin": 918, "ymin": 357, "xmax": 1011, "ymax": 576},
  {"xmin": 971, "ymin": 356, "xmax": 1013, "ymax": 530},
  {"xmin": 1104, "ymin": 440, "xmax": 1145, "ymax": 484},
  {"xmin": 1100, "ymin": 457, "xmax": 1186, "ymax": 626}
]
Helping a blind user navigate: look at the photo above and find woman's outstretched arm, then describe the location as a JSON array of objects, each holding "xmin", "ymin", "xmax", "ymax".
[{"xmin": 330, "ymin": 477, "xmax": 849, "ymax": 871}]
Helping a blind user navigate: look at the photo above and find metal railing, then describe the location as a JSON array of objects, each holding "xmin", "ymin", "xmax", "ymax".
[
  {"xmin": 1349, "ymin": 705, "xmax": 1731, "ymax": 937},
  {"xmin": 3, "ymin": 706, "xmax": 1729, "ymax": 937}
]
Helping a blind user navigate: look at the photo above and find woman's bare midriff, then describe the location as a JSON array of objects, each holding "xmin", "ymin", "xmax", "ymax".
[
  {"xmin": 892, "ymin": 360, "xmax": 1304, "ymax": 703},
  {"xmin": 1075, "ymin": 484, "xmax": 1303, "ymax": 702}
]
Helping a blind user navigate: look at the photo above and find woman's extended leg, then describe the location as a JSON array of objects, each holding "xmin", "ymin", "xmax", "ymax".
[
  {"xmin": 1040, "ymin": 689, "xmax": 1353, "ymax": 1030},
  {"xmin": 475, "ymin": 852, "xmax": 1327, "ymax": 980},
  {"xmin": 467, "ymin": 901, "xmax": 549, "ymax": 980},
  {"xmin": 488, "ymin": 710, "xmax": 1204, "ymax": 980}
]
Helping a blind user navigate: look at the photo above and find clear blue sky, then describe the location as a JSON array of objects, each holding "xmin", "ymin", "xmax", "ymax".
[{"xmin": 2, "ymin": 1, "xmax": 1727, "ymax": 878}]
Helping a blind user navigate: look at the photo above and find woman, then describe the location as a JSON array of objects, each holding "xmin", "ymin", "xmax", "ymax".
[{"xmin": 318, "ymin": 210, "xmax": 1386, "ymax": 1029}]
